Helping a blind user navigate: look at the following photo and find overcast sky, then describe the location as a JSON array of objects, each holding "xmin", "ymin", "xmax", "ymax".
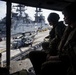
[{"xmin": 0, "ymin": 1, "xmax": 64, "ymax": 23}]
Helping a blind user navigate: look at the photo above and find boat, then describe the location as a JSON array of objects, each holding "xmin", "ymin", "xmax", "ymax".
[
  {"xmin": 0, "ymin": 4, "xmax": 49, "ymax": 48},
  {"xmin": 0, "ymin": 4, "xmax": 49, "ymax": 37},
  {"xmin": 11, "ymin": 4, "xmax": 37, "ymax": 36}
]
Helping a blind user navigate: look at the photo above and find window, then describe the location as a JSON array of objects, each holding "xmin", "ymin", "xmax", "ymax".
[
  {"xmin": 0, "ymin": 1, "xmax": 6, "ymax": 67},
  {"xmin": 0, "ymin": 1, "xmax": 64, "ymax": 73}
]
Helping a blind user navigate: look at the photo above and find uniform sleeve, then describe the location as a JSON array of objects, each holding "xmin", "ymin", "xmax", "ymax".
[{"xmin": 55, "ymin": 24, "xmax": 66, "ymax": 39}]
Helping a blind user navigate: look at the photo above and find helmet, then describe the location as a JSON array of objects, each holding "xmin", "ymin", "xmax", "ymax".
[{"xmin": 47, "ymin": 13, "xmax": 60, "ymax": 23}]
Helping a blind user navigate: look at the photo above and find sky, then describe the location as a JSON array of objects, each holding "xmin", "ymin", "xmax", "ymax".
[{"xmin": 0, "ymin": 1, "xmax": 64, "ymax": 23}]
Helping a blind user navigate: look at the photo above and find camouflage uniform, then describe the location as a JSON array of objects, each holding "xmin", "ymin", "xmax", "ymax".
[
  {"xmin": 41, "ymin": 27, "xmax": 76, "ymax": 75},
  {"xmin": 48, "ymin": 21, "xmax": 66, "ymax": 55},
  {"xmin": 42, "ymin": 21, "xmax": 66, "ymax": 54},
  {"xmin": 59, "ymin": 26, "xmax": 76, "ymax": 75}
]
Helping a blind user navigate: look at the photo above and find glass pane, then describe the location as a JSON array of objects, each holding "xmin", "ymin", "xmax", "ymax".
[
  {"xmin": 0, "ymin": 1, "xmax": 6, "ymax": 67},
  {"xmin": 10, "ymin": 3, "xmax": 51, "ymax": 59}
]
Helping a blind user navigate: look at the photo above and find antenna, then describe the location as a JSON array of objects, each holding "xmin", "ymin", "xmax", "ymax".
[{"xmin": 12, "ymin": 4, "xmax": 27, "ymax": 17}]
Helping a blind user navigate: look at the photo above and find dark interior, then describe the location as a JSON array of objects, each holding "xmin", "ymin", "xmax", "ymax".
[
  {"xmin": 1, "ymin": 0, "xmax": 76, "ymax": 74},
  {"xmin": 3, "ymin": 0, "xmax": 75, "ymax": 11}
]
